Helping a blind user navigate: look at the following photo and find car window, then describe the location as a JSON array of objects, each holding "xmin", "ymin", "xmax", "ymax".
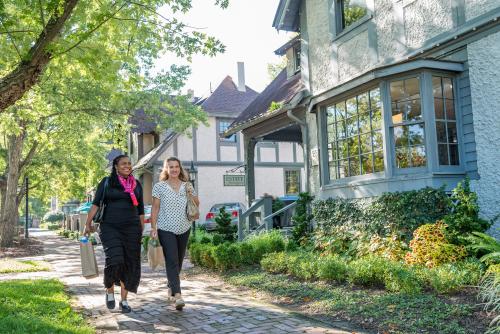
[{"xmin": 210, "ymin": 203, "xmax": 241, "ymax": 212}]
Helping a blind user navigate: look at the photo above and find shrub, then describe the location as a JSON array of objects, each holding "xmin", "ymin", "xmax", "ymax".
[
  {"xmin": 42, "ymin": 211, "xmax": 64, "ymax": 223},
  {"xmin": 356, "ymin": 233, "xmax": 409, "ymax": 261},
  {"xmin": 478, "ymin": 267, "xmax": 500, "ymax": 333},
  {"xmin": 316, "ymin": 254, "xmax": 348, "ymax": 282},
  {"xmin": 291, "ymin": 192, "xmax": 314, "ymax": 244},
  {"xmin": 405, "ymin": 221, "xmax": 467, "ymax": 268},
  {"xmin": 40, "ymin": 221, "xmax": 61, "ymax": 230},
  {"xmin": 347, "ymin": 255, "xmax": 388, "ymax": 287},
  {"xmin": 466, "ymin": 231, "xmax": 500, "ymax": 264},
  {"xmin": 312, "ymin": 197, "xmax": 364, "ymax": 235},
  {"xmin": 261, "ymin": 252, "xmax": 289, "ymax": 274},
  {"xmin": 211, "ymin": 233, "xmax": 224, "ymax": 246},
  {"xmin": 444, "ymin": 178, "xmax": 491, "ymax": 243},
  {"xmin": 418, "ymin": 258, "xmax": 485, "ymax": 294},
  {"xmin": 237, "ymin": 242, "xmax": 256, "ymax": 265},
  {"xmin": 368, "ymin": 187, "xmax": 450, "ymax": 240},
  {"xmin": 214, "ymin": 207, "xmax": 237, "ymax": 242},
  {"xmin": 212, "ymin": 243, "xmax": 241, "ymax": 271},
  {"xmin": 245, "ymin": 230, "xmax": 285, "ymax": 262},
  {"xmin": 383, "ymin": 262, "xmax": 423, "ymax": 294}
]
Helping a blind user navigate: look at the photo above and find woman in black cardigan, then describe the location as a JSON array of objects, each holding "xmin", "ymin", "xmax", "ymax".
[{"xmin": 84, "ymin": 154, "xmax": 144, "ymax": 313}]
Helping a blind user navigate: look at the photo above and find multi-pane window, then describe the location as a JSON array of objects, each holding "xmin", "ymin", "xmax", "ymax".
[
  {"xmin": 338, "ymin": 0, "xmax": 368, "ymax": 32},
  {"xmin": 285, "ymin": 170, "xmax": 301, "ymax": 194},
  {"xmin": 219, "ymin": 120, "xmax": 236, "ymax": 142},
  {"xmin": 390, "ymin": 77, "xmax": 426, "ymax": 168},
  {"xmin": 433, "ymin": 76, "xmax": 459, "ymax": 165},
  {"xmin": 327, "ymin": 88, "xmax": 384, "ymax": 180}
]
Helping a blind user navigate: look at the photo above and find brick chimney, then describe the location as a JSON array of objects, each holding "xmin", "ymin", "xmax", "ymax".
[{"xmin": 237, "ymin": 62, "xmax": 246, "ymax": 92}]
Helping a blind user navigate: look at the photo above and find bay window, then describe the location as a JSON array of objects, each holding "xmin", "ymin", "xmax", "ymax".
[{"xmin": 322, "ymin": 70, "xmax": 462, "ymax": 185}]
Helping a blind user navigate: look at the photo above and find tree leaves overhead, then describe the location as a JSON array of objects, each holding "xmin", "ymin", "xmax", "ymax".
[{"xmin": 0, "ymin": 0, "xmax": 228, "ymax": 111}]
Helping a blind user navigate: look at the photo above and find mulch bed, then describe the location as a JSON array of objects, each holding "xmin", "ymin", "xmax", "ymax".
[{"xmin": 0, "ymin": 237, "xmax": 44, "ymax": 259}]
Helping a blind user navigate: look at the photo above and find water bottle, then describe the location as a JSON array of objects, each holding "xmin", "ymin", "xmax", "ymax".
[{"xmin": 80, "ymin": 236, "xmax": 88, "ymax": 244}]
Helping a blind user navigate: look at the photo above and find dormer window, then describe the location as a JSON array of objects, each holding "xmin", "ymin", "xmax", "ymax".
[
  {"xmin": 337, "ymin": 0, "xmax": 368, "ymax": 33},
  {"xmin": 294, "ymin": 46, "xmax": 301, "ymax": 73}
]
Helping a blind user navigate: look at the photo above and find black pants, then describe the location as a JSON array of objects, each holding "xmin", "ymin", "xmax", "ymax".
[{"xmin": 157, "ymin": 228, "xmax": 190, "ymax": 296}]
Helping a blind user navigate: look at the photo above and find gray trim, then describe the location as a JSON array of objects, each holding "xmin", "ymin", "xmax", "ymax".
[
  {"xmin": 317, "ymin": 106, "xmax": 330, "ymax": 186},
  {"xmin": 217, "ymin": 117, "xmax": 239, "ymax": 162},
  {"xmin": 192, "ymin": 126, "xmax": 197, "ymax": 162},
  {"xmin": 453, "ymin": 0, "xmax": 466, "ymax": 26},
  {"xmin": 380, "ymin": 80, "xmax": 392, "ymax": 177},
  {"xmin": 293, "ymin": 143, "xmax": 297, "ymax": 162},
  {"xmin": 152, "ymin": 160, "xmax": 304, "ymax": 168},
  {"xmin": 138, "ymin": 134, "xmax": 144, "ymax": 158},
  {"xmin": 173, "ymin": 138, "xmax": 178, "ymax": 157},
  {"xmin": 311, "ymin": 60, "xmax": 464, "ymax": 108},
  {"xmin": 276, "ymin": 142, "xmax": 280, "ymax": 162},
  {"xmin": 300, "ymin": 1, "xmax": 311, "ymax": 93}
]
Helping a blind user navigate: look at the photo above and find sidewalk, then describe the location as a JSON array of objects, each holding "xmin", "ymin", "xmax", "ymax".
[{"xmin": 2, "ymin": 232, "xmax": 357, "ymax": 334}]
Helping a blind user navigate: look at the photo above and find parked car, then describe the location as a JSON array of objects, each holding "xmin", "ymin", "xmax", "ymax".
[
  {"xmin": 142, "ymin": 205, "xmax": 152, "ymax": 236},
  {"xmin": 200, "ymin": 202, "xmax": 247, "ymax": 231}
]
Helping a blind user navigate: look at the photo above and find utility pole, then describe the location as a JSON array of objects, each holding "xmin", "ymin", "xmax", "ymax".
[{"xmin": 25, "ymin": 177, "xmax": 28, "ymax": 239}]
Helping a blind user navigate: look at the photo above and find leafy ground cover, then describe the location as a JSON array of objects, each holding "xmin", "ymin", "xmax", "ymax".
[
  {"xmin": 223, "ymin": 267, "xmax": 492, "ymax": 334},
  {"xmin": 0, "ymin": 279, "xmax": 94, "ymax": 334},
  {"xmin": 0, "ymin": 258, "xmax": 50, "ymax": 273}
]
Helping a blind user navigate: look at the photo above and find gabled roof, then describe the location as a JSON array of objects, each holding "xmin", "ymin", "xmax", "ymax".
[
  {"xmin": 200, "ymin": 76, "xmax": 258, "ymax": 116},
  {"xmin": 274, "ymin": 35, "xmax": 301, "ymax": 56},
  {"xmin": 133, "ymin": 131, "xmax": 178, "ymax": 172},
  {"xmin": 273, "ymin": 0, "xmax": 301, "ymax": 32},
  {"xmin": 226, "ymin": 69, "xmax": 304, "ymax": 134}
]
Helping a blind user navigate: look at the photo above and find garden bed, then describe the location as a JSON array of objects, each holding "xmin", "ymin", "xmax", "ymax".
[
  {"xmin": 0, "ymin": 237, "xmax": 44, "ymax": 259},
  {"xmin": 215, "ymin": 267, "xmax": 492, "ymax": 334}
]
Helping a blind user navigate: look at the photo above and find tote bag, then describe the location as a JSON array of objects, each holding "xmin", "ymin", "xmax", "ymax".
[
  {"xmin": 80, "ymin": 239, "xmax": 99, "ymax": 278},
  {"xmin": 147, "ymin": 238, "xmax": 165, "ymax": 270}
]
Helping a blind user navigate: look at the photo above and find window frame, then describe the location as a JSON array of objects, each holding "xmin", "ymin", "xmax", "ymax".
[
  {"xmin": 284, "ymin": 169, "xmax": 301, "ymax": 195},
  {"xmin": 319, "ymin": 70, "xmax": 465, "ymax": 187},
  {"xmin": 387, "ymin": 73, "xmax": 428, "ymax": 174},
  {"xmin": 217, "ymin": 118, "xmax": 238, "ymax": 144},
  {"xmin": 335, "ymin": 0, "xmax": 372, "ymax": 36}
]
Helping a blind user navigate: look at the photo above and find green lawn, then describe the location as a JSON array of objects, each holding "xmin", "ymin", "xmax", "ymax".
[
  {"xmin": 224, "ymin": 268, "xmax": 489, "ymax": 334},
  {"xmin": 0, "ymin": 279, "xmax": 94, "ymax": 334},
  {"xmin": 0, "ymin": 259, "xmax": 51, "ymax": 273}
]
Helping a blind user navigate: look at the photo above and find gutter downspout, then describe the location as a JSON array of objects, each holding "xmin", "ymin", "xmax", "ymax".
[{"xmin": 287, "ymin": 109, "xmax": 310, "ymax": 193}]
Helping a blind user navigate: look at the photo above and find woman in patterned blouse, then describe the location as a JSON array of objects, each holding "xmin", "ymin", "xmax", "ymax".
[{"xmin": 150, "ymin": 156, "xmax": 199, "ymax": 310}]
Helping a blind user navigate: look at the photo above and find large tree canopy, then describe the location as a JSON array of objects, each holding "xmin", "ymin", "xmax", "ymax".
[{"xmin": 0, "ymin": 0, "xmax": 228, "ymax": 112}]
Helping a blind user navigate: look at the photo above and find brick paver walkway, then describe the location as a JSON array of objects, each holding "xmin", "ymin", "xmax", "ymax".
[{"xmin": 1, "ymin": 232, "xmax": 359, "ymax": 334}]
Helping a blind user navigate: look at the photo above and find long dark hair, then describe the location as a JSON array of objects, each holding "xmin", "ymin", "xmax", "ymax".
[{"xmin": 109, "ymin": 154, "xmax": 129, "ymax": 188}]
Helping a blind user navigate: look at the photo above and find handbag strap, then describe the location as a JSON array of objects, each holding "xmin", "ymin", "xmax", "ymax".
[{"xmin": 99, "ymin": 177, "xmax": 109, "ymax": 206}]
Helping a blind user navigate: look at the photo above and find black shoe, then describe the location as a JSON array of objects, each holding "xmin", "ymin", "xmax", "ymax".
[
  {"xmin": 105, "ymin": 292, "xmax": 115, "ymax": 310},
  {"xmin": 119, "ymin": 301, "xmax": 132, "ymax": 313}
]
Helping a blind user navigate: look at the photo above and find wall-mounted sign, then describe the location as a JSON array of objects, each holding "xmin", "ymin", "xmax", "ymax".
[
  {"xmin": 310, "ymin": 147, "xmax": 319, "ymax": 166},
  {"xmin": 224, "ymin": 174, "xmax": 245, "ymax": 186}
]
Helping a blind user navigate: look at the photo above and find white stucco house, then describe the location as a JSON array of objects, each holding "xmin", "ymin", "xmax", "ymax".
[
  {"xmin": 128, "ymin": 63, "xmax": 305, "ymax": 220},
  {"xmin": 224, "ymin": 1, "xmax": 500, "ymax": 235}
]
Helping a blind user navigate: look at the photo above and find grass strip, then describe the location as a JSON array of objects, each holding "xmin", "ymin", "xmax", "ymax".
[
  {"xmin": 0, "ymin": 259, "xmax": 51, "ymax": 273},
  {"xmin": 0, "ymin": 279, "xmax": 94, "ymax": 334}
]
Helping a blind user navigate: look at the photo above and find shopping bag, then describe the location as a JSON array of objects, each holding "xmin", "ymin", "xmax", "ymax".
[
  {"xmin": 80, "ymin": 237, "xmax": 99, "ymax": 278},
  {"xmin": 148, "ymin": 238, "xmax": 165, "ymax": 270}
]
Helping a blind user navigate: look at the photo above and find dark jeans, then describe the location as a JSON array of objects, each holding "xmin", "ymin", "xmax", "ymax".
[{"xmin": 157, "ymin": 228, "xmax": 191, "ymax": 296}]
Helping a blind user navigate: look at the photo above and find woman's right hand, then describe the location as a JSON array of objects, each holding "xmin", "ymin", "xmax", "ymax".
[
  {"xmin": 150, "ymin": 229, "xmax": 158, "ymax": 239},
  {"xmin": 83, "ymin": 224, "xmax": 93, "ymax": 236}
]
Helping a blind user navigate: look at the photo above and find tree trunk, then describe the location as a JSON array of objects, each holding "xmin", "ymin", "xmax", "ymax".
[
  {"xmin": 0, "ymin": 134, "xmax": 24, "ymax": 247},
  {"xmin": 0, "ymin": 0, "xmax": 79, "ymax": 112}
]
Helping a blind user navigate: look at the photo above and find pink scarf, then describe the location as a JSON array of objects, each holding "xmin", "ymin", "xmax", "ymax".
[{"xmin": 118, "ymin": 174, "xmax": 139, "ymax": 206}]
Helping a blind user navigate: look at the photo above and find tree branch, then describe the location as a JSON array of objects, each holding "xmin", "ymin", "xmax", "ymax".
[
  {"xmin": 0, "ymin": 30, "xmax": 37, "ymax": 35},
  {"xmin": 54, "ymin": 2, "xmax": 126, "ymax": 57},
  {"xmin": 38, "ymin": 0, "xmax": 46, "ymax": 28},
  {"xmin": 0, "ymin": 0, "xmax": 79, "ymax": 112},
  {"xmin": 0, "ymin": 19, "xmax": 22, "ymax": 59}
]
